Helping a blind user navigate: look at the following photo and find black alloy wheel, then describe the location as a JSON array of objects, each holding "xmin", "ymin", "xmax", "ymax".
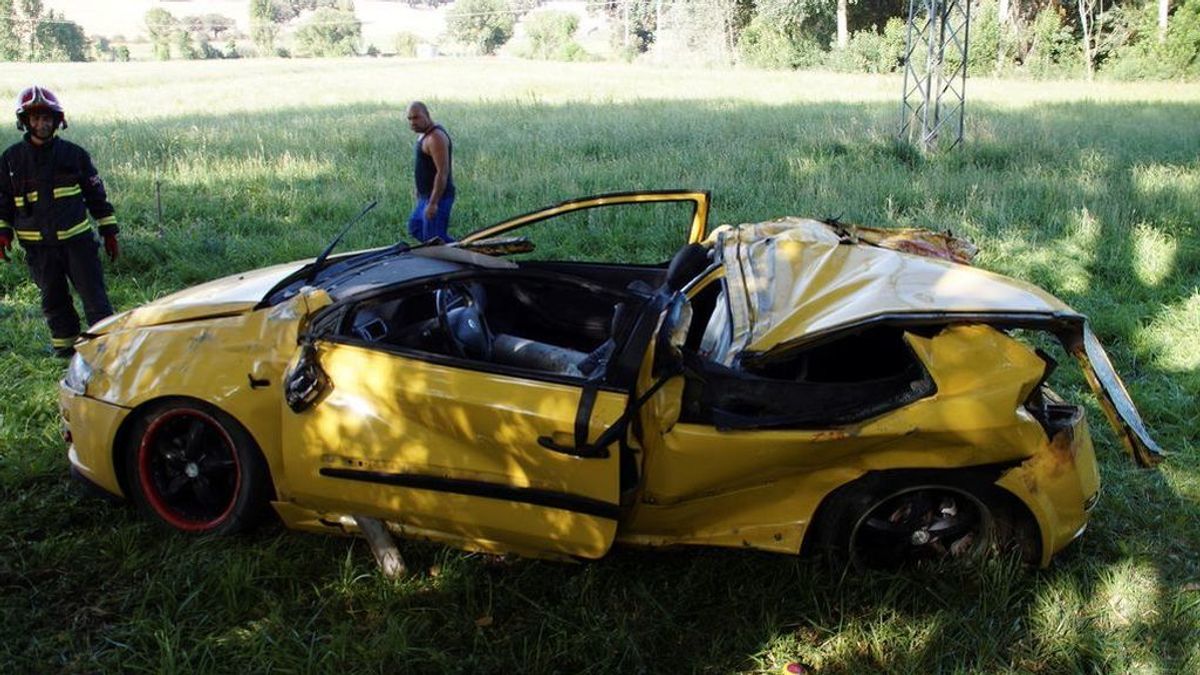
[{"xmin": 126, "ymin": 400, "xmax": 270, "ymax": 534}]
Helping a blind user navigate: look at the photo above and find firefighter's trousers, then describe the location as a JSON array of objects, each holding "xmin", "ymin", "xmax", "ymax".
[{"xmin": 25, "ymin": 234, "xmax": 113, "ymax": 351}]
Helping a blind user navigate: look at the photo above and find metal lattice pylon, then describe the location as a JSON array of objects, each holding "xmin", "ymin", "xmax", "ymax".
[{"xmin": 899, "ymin": 0, "xmax": 972, "ymax": 151}]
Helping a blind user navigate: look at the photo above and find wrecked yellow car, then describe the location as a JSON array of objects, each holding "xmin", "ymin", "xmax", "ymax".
[{"xmin": 60, "ymin": 190, "xmax": 1162, "ymax": 568}]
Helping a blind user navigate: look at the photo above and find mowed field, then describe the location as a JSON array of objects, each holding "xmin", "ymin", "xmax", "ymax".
[{"xmin": 1, "ymin": 58, "xmax": 1198, "ymax": 672}]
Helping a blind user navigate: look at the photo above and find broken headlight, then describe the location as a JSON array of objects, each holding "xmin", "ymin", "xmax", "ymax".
[{"xmin": 62, "ymin": 352, "xmax": 93, "ymax": 396}]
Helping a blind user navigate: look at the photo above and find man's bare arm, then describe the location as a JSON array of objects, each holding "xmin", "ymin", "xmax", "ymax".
[{"xmin": 424, "ymin": 130, "xmax": 451, "ymax": 218}]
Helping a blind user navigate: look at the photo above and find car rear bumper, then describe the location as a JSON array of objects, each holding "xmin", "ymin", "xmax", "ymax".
[{"xmin": 997, "ymin": 408, "xmax": 1101, "ymax": 566}]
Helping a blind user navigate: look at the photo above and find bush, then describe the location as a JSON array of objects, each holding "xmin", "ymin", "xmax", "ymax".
[
  {"xmin": 294, "ymin": 7, "xmax": 362, "ymax": 57},
  {"xmin": 1103, "ymin": 0, "xmax": 1200, "ymax": 79},
  {"xmin": 521, "ymin": 10, "xmax": 580, "ymax": 60},
  {"xmin": 556, "ymin": 41, "xmax": 592, "ymax": 62},
  {"xmin": 738, "ymin": 15, "xmax": 823, "ymax": 70},
  {"xmin": 197, "ymin": 36, "xmax": 223, "ymax": 59},
  {"xmin": 446, "ymin": 0, "xmax": 515, "ymax": 55},
  {"xmin": 881, "ymin": 17, "xmax": 908, "ymax": 66},
  {"xmin": 826, "ymin": 22, "xmax": 905, "ymax": 74},
  {"xmin": 967, "ymin": 0, "xmax": 1001, "ymax": 76},
  {"xmin": 1158, "ymin": 0, "xmax": 1200, "ymax": 77},
  {"xmin": 394, "ymin": 31, "xmax": 420, "ymax": 57},
  {"xmin": 1023, "ymin": 7, "xmax": 1080, "ymax": 77}
]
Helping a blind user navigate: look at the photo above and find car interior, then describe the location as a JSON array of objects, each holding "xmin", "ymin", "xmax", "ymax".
[
  {"xmin": 340, "ymin": 270, "xmax": 644, "ymax": 380},
  {"xmin": 331, "ymin": 239, "xmax": 936, "ymax": 430}
]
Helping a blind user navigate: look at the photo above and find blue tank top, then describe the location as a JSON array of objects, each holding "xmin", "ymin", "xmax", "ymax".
[{"xmin": 414, "ymin": 125, "xmax": 454, "ymax": 198}]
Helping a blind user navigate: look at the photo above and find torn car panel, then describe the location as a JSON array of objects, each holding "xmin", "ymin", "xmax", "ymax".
[
  {"xmin": 699, "ymin": 218, "xmax": 1163, "ymax": 467},
  {"xmin": 1070, "ymin": 325, "xmax": 1165, "ymax": 467},
  {"xmin": 705, "ymin": 218, "xmax": 1073, "ymax": 360}
]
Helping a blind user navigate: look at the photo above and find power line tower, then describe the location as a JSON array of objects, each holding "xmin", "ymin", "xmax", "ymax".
[{"xmin": 899, "ymin": 0, "xmax": 971, "ymax": 151}]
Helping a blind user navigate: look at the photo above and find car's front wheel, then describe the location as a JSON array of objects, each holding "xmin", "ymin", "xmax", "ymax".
[
  {"xmin": 124, "ymin": 399, "xmax": 271, "ymax": 535},
  {"xmin": 813, "ymin": 472, "xmax": 1038, "ymax": 568}
]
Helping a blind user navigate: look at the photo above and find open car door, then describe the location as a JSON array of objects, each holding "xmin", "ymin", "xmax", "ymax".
[
  {"xmin": 458, "ymin": 189, "xmax": 712, "ymax": 262},
  {"xmin": 277, "ymin": 277, "xmax": 641, "ymax": 560}
]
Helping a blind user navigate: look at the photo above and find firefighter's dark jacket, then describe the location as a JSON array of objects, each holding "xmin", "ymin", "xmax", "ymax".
[{"xmin": 0, "ymin": 133, "xmax": 118, "ymax": 246}]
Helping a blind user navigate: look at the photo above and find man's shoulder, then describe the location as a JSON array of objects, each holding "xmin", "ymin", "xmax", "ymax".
[{"xmin": 1, "ymin": 139, "xmax": 24, "ymax": 158}]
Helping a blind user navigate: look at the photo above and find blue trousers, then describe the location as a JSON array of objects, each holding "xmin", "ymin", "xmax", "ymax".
[{"xmin": 408, "ymin": 194, "xmax": 455, "ymax": 243}]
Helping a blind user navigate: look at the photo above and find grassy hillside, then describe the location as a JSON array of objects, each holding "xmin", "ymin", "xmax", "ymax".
[{"xmin": 1, "ymin": 59, "xmax": 1197, "ymax": 672}]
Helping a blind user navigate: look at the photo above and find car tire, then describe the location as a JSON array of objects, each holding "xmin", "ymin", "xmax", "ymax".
[
  {"xmin": 812, "ymin": 471, "xmax": 1038, "ymax": 569},
  {"xmin": 124, "ymin": 399, "xmax": 271, "ymax": 535}
]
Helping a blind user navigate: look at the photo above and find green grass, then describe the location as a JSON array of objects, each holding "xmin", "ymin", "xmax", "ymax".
[{"xmin": 1, "ymin": 59, "xmax": 1198, "ymax": 672}]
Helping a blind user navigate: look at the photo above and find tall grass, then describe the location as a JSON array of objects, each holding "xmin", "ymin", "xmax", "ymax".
[{"xmin": 1, "ymin": 59, "xmax": 1197, "ymax": 672}]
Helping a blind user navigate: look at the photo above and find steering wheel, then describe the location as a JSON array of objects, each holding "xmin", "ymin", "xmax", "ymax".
[{"xmin": 435, "ymin": 283, "xmax": 494, "ymax": 360}]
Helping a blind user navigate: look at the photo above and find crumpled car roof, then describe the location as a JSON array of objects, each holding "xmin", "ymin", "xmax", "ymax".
[{"xmin": 706, "ymin": 218, "xmax": 1078, "ymax": 359}]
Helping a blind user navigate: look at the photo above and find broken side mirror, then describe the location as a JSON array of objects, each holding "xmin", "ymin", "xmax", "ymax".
[{"xmin": 285, "ymin": 342, "xmax": 332, "ymax": 413}]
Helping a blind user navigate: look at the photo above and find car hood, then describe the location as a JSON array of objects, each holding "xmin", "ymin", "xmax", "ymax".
[
  {"xmin": 87, "ymin": 260, "xmax": 309, "ymax": 335},
  {"xmin": 708, "ymin": 218, "xmax": 1079, "ymax": 357}
]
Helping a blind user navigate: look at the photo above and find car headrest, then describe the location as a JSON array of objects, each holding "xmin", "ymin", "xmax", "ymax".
[{"xmin": 665, "ymin": 243, "xmax": 709, "ymax": 291}]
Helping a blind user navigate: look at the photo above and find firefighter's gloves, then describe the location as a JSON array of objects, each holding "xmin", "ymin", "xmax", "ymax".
[
  {"xmin": 103, "ymin": 233, "xmax": 118, "ymax": 262},
  {"xmin": 0, "ymin": 232, "xmax": 10, "ymax": 262}
]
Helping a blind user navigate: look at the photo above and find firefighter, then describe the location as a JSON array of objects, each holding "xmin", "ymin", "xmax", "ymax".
[{"xmin": 0, "ymin": 85, "xmax": 119, "ymax": 357}]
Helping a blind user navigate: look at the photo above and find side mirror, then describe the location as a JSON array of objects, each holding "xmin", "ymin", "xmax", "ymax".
[{"xmin": 285, "ymin": 342, "xmax": 332, "ymax": 413}]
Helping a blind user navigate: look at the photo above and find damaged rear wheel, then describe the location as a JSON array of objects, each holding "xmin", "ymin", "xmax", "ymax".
[{"xmin": 814, "ymin": 472, "xmax": 1038, "ymax": 569}]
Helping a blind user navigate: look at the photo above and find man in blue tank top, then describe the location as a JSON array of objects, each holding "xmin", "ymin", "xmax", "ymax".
[{"xmin": 405, "ymin": 101, "xmax": 455, "ymax": 242}]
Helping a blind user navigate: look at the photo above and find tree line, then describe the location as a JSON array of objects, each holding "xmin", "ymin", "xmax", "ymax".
[
  {"xmin": 0, "ymin": 0, "xmax": 90, "ymax": 61},
  {"xmin": 1, "ymin": 0, "xmax": 1195, "ymax": 80}
]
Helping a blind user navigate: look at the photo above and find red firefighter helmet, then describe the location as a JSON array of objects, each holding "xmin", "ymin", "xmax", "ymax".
[{"xmin": 15, "ymin": 85, "xmax": 67, "ymax": 131}]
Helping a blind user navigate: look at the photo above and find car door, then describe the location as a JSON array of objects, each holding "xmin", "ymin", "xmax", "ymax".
[
  {"xmin": 278, "ymin": 274, "xmax": 641, "ymax": 560},
  {"xmin": 458, "ymin": 189, "xmax": 712, "ymax": 262}
]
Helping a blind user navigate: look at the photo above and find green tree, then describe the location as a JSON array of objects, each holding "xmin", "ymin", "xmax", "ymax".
[
  {"xmin": 755, "ymin": 0, "xmax": 835, "ymax": 40},
  {"xmin": 294, "ymin": 7, "xmax": 362, "ymax": 56},
  {"xmin": 201, "ymin": 13, "xmax": 235, "ymax": 40},
  {"xmin": 394, "ymin": 31, "xmax": 420, "ymax": 56},
  {"xmin": 35, "ymin": 9, "xmax": 88, "ymax": 61},
  {"xmin": 522, "ymin": 10, "xmax": 580, "ymax": 59},
  {"xmin": 446, "ymin": 0, "xmax": 515, "ymax": 55},
  {"xmin": 249, "ymin": 0, "xmax": 278, "ymax": 52},
  {"xmin": 0, "ymin": 0, "xmax": 20, "ymax": 60},
  {"xmin": 145, "ymin": 7, "xmax": 176, "ymax": 60},
  {"xmin": 0, "ymin": 1, "xmax": 90, "ymax": 62},
  {"xmin": 597, "ymin": 0, "xmax": 657, "ymax": 54},
  {"xmin": 173, "ymin": 27, "xmax": 198, "ymax": 60},
  {"xmin": 1158, "ymin": 0, "xmax": 1200, "ymax": 76},
  {"xmin": 738, "ymin": 13, "xmax": 823, "ymax": 68}
]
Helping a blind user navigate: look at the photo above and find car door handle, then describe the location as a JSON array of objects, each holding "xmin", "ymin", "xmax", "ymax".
[{"xmin": 537, "ymin": 433, "xmax": 610, "ymax": 459}]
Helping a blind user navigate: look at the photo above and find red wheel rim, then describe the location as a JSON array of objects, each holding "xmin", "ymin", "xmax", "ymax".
[{"xmin": 137, "ymin": 408, "xmax": 242, "ymax": 532}]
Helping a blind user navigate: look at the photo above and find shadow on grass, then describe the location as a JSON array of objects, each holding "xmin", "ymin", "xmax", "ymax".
[{"xmin": 1, "ymin": 96, "xmax": 1197, "ymax": 671}]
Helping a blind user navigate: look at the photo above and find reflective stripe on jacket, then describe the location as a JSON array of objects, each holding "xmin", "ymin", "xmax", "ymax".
[{"xmin": 0, "ymin": 134, "xmax": 118, "ymax": 246}]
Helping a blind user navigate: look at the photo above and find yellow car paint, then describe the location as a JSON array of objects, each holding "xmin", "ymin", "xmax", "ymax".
[
  {"xmin": 65, "ymin": 289, "xmax": 331, "ymax": 503},
  {"xmin": 620, "ymin": 325, "xmax": 1094, "ymax": 561},
  {"xmin": 59, "ymin": 191, "xmax": 1155, "ymax": 569},
  {"xmin": 279, "ymin": 341, "xmax": 628, "ymax": 559}
]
